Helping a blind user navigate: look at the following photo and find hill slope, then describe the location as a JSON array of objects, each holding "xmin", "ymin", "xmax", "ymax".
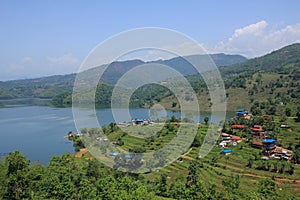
[
  {"xmin": 0, "ymin": 54, "xmax": 246, "ymax": 99},
  {"xmin": 156, "ymin": 43, "xmax": 300, "ymax": 113},
  {"xmin": 220, "ymin": 43, "xmax": 300, "ymax": 76}
]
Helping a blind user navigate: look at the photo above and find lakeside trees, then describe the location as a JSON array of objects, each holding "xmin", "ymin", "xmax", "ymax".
[{"xmin": 0, "ymin": 150, "xmax": 295, "ymax": 199}]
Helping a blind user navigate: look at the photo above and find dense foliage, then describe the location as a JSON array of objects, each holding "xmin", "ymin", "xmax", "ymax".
[{"xmin": 0, "ymin": 150, "xmax": 288, "ymax": 200}]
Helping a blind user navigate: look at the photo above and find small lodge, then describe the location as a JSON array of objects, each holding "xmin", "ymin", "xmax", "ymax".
[
  {"xmin": 252, "ymin": 141, "xmax": 263, "ymax": 149},
  {"xmin": 109, "ymin": 152, "xmax": 119, "ymax": 156},
  {"xmin": 235, "ymin": 108, "xmax": 251, "ymax": 119},
  {"xmin": 252, "ymin": 131, "xmax": 268, "ymax": 139},
  {"xmin": 252, "ymin": 138, "xmax": 293, "ymax": 160},
  {"xmin": 135, "ymin": 120, "xmax": 145, "ymax": 125},
  {"xmin": 231, "ymin": 136, "xmax": 242, "ymax": 142},
  {"xmin": 262, "ymin": 139, "xmax": 277, "ymax": 157},
  {"xmin": 124, "ymin": 154, "xmax": 133, "ymax": 159},
  {"xmin": 132, "ymin": 119, "xmax": 152, "ymax": 126},
  {"xmin": 232, "ymin": 124, "xmax": 245, "ymax": 129},
  {"xmin": 67, "ymin": 132, "xmax": 82, "ymax": 137},
  {"xmin": 236, "ymin": 108, "xmax": 246, "ymax": 117},
  {"xmin": 219, "ymin": 133, "xmax": 242, "ymax": 148},
  {"xmin": 221, "ymin": 133, "xmax": 231, "ymax": 140},
  {"xmin": 262, "ymin": 139, "xmax": 276, "ymax": 150},
  {"xmin": 273, "ymin": 147, "xmax": 292, "ymax": 160},
  {"xmin": 96, "ymin": 137, "xmax": 108, "ymax": 142},
  {"xmin": 231, "ymin": 136, "xmax": 242, "ymax": 146},
  {"xmin": 219, "ymin": 141, "xmax": 227, "ymax": 148},
  {"xmin": 251, "ymin": 125, "xmax": 262, "ymax": 132},
  {"xmin": 251, "ymin": 125, "xmax": 268, "ymax": 139},
  {"xmin": 219, "ymin": 133, "xmax": 231, "ymax": 148},
  {"xmin": 220, "ymin": 149, "xmax": 233, "ymax": 155},
  {"xmin": 280, "ymin": 124, "xmax": 290, "ymax": 128}
]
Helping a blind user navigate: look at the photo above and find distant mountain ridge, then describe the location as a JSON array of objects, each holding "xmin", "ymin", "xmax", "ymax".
[
  {"xmin": 0, "ymin": 53, "xmax": 247, "ymax": 99},
  {"xmin": 1, "ymin": 43, "xmax": 300, "ymax": 112}
]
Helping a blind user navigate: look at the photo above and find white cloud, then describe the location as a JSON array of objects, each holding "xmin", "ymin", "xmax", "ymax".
[
  {"xmin": 212, "ymin": 21, "xmax": 300, "ymax": 58},
  {"xmin": 118, "ymin": 42, "xmax": 208, "ymax": 62},
  {"xmin": 21, "ymin": 56, "xmax": 34, "ymax": 64},
  {"xmin": 47, "ymin": 53, "xmax": 79, "ymax": 67},
  {"xmin": 231, "ymin": 20, "xmax": 267, "ymax": 39}
]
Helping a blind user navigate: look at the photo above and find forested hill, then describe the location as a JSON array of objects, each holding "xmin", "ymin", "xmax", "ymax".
[
  {"xmin": 220, "ymin": 43, "xmax": 300, "ymax": 76},
  {"xmin": 0, "ymin": 74, "xmax": 75, "ymax": 99},
  {"xmin": 0, "ymin": 54, "xmax": 246, "ymax": 99},
  {"xmin": 196, "ymin": 43, "xmax": 300, "ymax": 112}
]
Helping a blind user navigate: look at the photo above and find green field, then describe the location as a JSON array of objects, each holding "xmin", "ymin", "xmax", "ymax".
[{"xmin": 76, "ymin": 115, "xmax": 300, "ymax": 199}]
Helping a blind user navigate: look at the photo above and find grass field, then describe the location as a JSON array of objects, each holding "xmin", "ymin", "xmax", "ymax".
[
  {"xmin": 88, "ymin": 118, "xmax": 300, "ymax": 197},
  {"xmin": 77, "ymin": 115, "xmax": 300, "ymax": 198}
]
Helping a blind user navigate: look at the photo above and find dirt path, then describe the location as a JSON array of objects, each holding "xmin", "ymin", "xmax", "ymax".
[
  {"xmin": 181, "ymin": 148, "xmax": 195, "ymax": 160},
  {"xmin": 217, "ymin": 163, "xmax": 300, "ymax": 187},
  {"xmin": 182, "ymin": 155, "xmax": 194, "ymax": 160},
  {"xmin": 75, "ymin": 148, "xmax": 88, "ymax": 158}
]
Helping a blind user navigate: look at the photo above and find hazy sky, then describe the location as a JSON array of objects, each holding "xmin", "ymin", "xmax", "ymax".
[{"xmin": 1, "ymin": 0, "xmax": 300, "ymax": 80}]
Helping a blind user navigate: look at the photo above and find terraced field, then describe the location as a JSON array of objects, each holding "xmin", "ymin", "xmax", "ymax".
[{"xmin": 79, "ymin": 116, "xmax": 300, "ymax": 198}]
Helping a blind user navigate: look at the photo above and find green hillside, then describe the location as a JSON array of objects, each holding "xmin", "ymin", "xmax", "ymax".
[
  {"xmin": 48, "ymin": 43, "xmax": 300, "ymax": 112},
  {"xmin": 0, "ymin": 54, "xmax": 246, "ymax": 99},
  {"xmin": 2, "ymin": 44, "xmax": 300, "ymax": 115},
  {"xmin": 153, "ymin": 43, "xmax": 300, "ymax": 114},
  {"xmin": 220, "ymin": 43, "xmax": 300, "ymax": 75},
  {"xmin": 221, "ymin": 43, "xmax": 300, "ymax": 113}
]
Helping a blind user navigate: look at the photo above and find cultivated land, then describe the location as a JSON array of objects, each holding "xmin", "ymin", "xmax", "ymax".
[{"xmin": 70, "ymin": 113, "xmax": 300, "ymax": 199}]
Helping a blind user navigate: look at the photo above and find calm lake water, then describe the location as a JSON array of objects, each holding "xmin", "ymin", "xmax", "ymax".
[{"xmin": 0, "ymin": 99, "xmax": 232, "ymax": 164}]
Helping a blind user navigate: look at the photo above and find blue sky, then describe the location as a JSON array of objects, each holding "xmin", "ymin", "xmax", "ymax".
[{"xmin": 1, "ymin": 0, "xmax": 300, "ymax": 80}]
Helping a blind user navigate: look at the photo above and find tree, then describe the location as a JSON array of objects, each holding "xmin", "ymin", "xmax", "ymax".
[
  {"xmin": 6, "ymin": 151, "xmax": 29, "ymax": 176},
  {"xmin": 117, "ymin": 137, "xmax": 124, "ymax": 146},
  {"xmin": 154, "ymin": 174, "xmax": 168, "ymax": 197},
  {"xmin": 170, "ymin": 115, "xmax": 179, "ymax": 122},
  {"xmin": 285, "ymin": 107, "xmax": 292, "ymax": 117},
  {"xmin": 279, "ymin": 162, "xmax": 285, "ymax": 174},
  {"xmin": 247, "ymin": 157, "xmax": 254, "ymax": 168},
  {"xmin": 295, "ymin": 107, "xmax": 300, "ymax": 122},
  {"xmin": 272, "ymin": 162, "xmax": 278, "ymax": 173},
  {"xmin": 187, "ymin": 160, "xmax": 201, "ymax": 185},
  {"xmin": 172, "ymin": 102, "xmax": 177, "ymax": 108},
  {"xmin": 258, "ymin": 178, "xmax": 278, "ymax": 199},
  {"xmin": 292, "ymin": 145, "xmax": 300, "ymax": 163},
  {"xmin": 204, "ymin": 116, "xmax": 209, "ymax": 125},
  {"xmin": 77, "ymin": 178, "xmax": 97, "ymax": 199},
  {"xmin": 252, "ymin": 116, "xmax": 264, "ymax": 125},
  {"xmin": 109, "ymin": 122, "xmax": 118, "ymax": 132},
  {"xmin": 191, "ymin": 136, "xmax": 201, "ymax": 147},
  {"xmin": 86, "ymin": 159, "xmax": 102, "ymax": 178},
  {"xmin": 251, "ymin": 107, "xmax": 262, "ymax": 116},
  {"xmin": 169, "ymin": 178, "xmax": 187, "ymax": 199},
  {"xmin": 267, "ymin": 106, "xmax": 277, "ymax": 115},
  {"xmin": 222, "ymin": 174, "xmax": 240, "ymax": 198},
  {"xmin": 288, "ymin": 163, "xmax": 295, "ymax": 175},
  {"xmin": 4, "ymin": 151, "xmax": 30, "ymax": 199}
]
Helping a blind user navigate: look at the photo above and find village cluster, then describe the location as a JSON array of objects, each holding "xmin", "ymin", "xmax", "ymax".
[
  {"xmin": 219, "ymin": 108, "xmax": 293, "ymax": 160},
  {"xmin": 118, "ymin": 119, "xmax": 153, "ymax": 126},
  {"xmin": 67, "ymin": 111, "xmax": 293, "ymax": 161}
]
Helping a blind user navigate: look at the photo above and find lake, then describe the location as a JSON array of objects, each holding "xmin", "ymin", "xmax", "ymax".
[{"xmin": 0, "ymin": 99, "xmax": 232, "ymax": 164}]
